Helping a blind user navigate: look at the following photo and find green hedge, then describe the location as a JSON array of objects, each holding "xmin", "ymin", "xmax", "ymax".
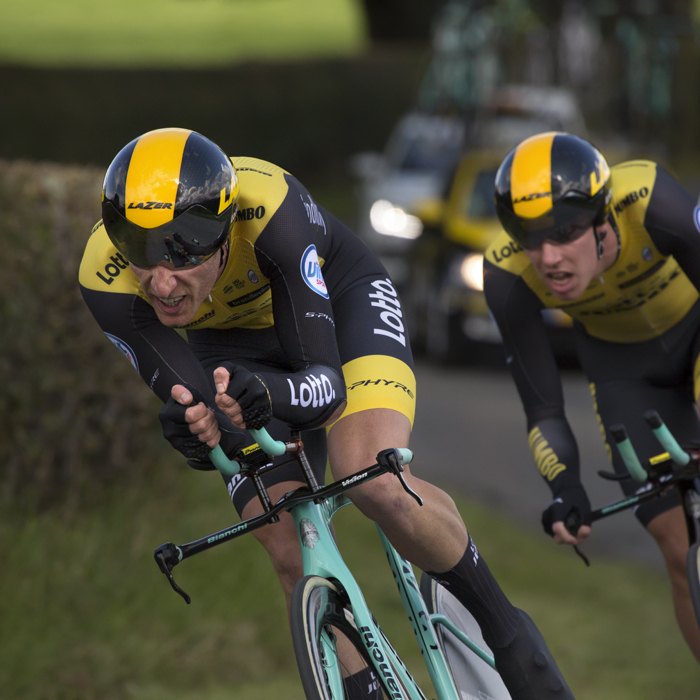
[
  {"xmin": 0, "ymin": 160, "xmax": 164, "ymax": 512},
  {"xmin": 0, "ymin": 51, "xmax": 427, "ymax": 179}
]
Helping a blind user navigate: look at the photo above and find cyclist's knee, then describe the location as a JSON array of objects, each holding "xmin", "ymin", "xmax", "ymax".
[
  {"xmin": 647, "ymin": 506, "xmax": 689, "ymax": 578},
  {"xmin": 348, "ymin": 472, "xmax": 419, "ymax": 525}
]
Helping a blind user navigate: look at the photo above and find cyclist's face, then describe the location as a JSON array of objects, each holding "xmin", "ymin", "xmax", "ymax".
[
  {"xmin": 130, "ymin": 250, "xmax": 223, "ymax": 327},
  {"xmin": 523, "ymin": 224, "xmax": 611, "ymax": 301}
]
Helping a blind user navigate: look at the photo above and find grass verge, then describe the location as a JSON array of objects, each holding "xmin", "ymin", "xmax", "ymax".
[
  {"xmin": 0, "ymin": 456, "xmax": 697, "ymax": 699},
  {"xmin": 0, "ymin": 0, "xmax": 366, "ymax": 67}
]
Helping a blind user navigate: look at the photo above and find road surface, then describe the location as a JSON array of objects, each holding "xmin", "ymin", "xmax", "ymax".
[{"xmin": 410, "ymin": 361, "xmax": 666, "ymax": 571}]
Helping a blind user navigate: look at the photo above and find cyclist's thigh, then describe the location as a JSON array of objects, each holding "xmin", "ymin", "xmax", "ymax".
[
  {"xmin": 574, "ymin": 298, "xmax": 700, "ymax": 386},
  {"xmin": 329, "ymin": 274, "xmax": 416, "ymax": 432},
  {"xmin": 187, "ymin": 326, "xmax": 328, "ymax": 517}
]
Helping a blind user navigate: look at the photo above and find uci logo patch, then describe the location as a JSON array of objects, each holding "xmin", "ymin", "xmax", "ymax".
[
  {"xmin": 300, "ymin": 245, "xmax": 328, "ymax": 299},
  {"xmin": 694, "ymin": 206, "xmax": 700, "ymax": 234},
  {"xmin": 105, "ymin": 333, "xmax": 139, "ymax": 372}
]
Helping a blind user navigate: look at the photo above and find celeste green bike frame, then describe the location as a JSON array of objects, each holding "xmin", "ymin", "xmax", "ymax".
[{"xmin": 154, "ymin": 428, "xmax": 495, "ymax": 700}]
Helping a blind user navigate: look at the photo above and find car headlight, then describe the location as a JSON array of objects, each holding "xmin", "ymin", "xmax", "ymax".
[
  {"xmin": 369, "ymin": 199, "xmax": 423, "ymax": 239},
  {"xmin": 458, "ymin": 253, "xmax": 484, "ymax": 291}
]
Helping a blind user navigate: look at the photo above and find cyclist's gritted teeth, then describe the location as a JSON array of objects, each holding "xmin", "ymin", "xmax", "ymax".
[
  {"xmin": 157, "ymin": 295, "xmax": 186, "ymax": 310},
  {"xmin": 547, "ymin": 271, "xmax": 573, "ymax": 288},
  {"xmin": 548, "ymin": 271, "xmax": 572, "ymax": 282}
]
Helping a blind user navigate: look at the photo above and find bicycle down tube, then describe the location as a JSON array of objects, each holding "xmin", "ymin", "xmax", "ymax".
[{"xmin": 291, "ymin": 492, "xmax": 431, "ymax": 699}]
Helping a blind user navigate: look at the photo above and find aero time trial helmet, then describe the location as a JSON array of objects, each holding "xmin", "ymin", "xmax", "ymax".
[
  {"xmin": 102, "ymin": 128, "xmax": 239, "ymax": 268},
  {"xmin": 494, "ymin": 132, "xmax": 612, "ymax": 250}
]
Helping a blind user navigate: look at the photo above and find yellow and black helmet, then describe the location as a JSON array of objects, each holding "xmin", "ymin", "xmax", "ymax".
[
  {"xmin": 494, "ymin": 132, "xmax": 612, "ymax": 250},
  {"xmin": 102, "ymin": 128, "xmax": 239, "ymax": 268}
]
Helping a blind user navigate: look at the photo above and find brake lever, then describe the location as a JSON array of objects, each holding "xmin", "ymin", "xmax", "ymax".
[
  {"xmin": 564, "ymin": 512, "xmax": 590, "ymax": 567},
  {"xmin": 397, "ymin": 472, "xmax": 423, "ymax": 506},
  {"xmin": 154, "ymin": 543, "xmax": 192, "ymax": 605},
  {"xmin": 376, "ymin": 448, "xmax": 423, "ymax": 506}
]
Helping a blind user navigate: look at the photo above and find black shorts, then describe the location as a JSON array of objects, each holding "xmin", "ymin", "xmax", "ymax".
[
  {"xmin": 576, "ymin": 298, "xmax": 700, "ymax": 526},
  {"xmin": 188, "ymin": 274, "xmax": 415, "ymax": 515}
]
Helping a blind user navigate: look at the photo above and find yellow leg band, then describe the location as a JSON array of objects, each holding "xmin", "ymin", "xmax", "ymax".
[{"xmin": 329, "ymin": 355, "xmax": 416, "ymax": 429}]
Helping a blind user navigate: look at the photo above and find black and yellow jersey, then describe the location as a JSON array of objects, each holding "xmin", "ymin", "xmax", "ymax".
[
  {"xmin": 81, "ymin": 157, "xmax": 342, "ymax": 333},
  {"xmin": 79, "ymin": 157, "xmax": 399, "ymax": 427},
  {"xmin": 486, "ymin": 161, "xmax": 700, "ymax": 344},
  {"xmin": 483, "ymin": 161, "xmax": 700, "ymax": 509}
]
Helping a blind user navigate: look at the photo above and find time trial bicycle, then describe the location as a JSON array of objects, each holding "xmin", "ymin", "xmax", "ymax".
[
  {"xmin": 568, "ymin": 409, "xmax": 700, "ymax": 629},
  {"xmin": 153, "ymin": 427, "xmax": 510, "ymax": 700}
]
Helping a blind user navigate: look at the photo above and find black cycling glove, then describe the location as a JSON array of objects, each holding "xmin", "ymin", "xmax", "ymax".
[
  {"xmin": 159, "ymin": 383, "xmax": 243, "ymax": 470},
  {"xmin": 219, "ymin": 362, "xmax": 273, "ymax": 430},
  {"xmin": 541, "ymin": 484, "xmax": 592, "ymax": 537}
]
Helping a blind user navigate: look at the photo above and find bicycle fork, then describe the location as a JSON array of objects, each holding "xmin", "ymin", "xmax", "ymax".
[{"xmin": 291, "ymin": 496, "xmax": 431, "ymax": 700}]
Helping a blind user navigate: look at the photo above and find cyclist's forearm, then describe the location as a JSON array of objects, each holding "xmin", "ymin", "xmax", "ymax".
[
  {"xmin": 80, "ymin": 286, "xmax": 219, "ymax": 406},
  {"xmin": 257, "ymin": 364, "xmax": 346, "ymax": 429},
  {"xmin": 527, "ymin": 415, "xmax": 582, "ymax": 494}
]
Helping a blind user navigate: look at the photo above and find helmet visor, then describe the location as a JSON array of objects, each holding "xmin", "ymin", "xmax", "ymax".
[
  {"xmin": 498, "ymin": 188, "xmax": 609, "ymax": 250},
  {"xmin": 103, "ymin": 203, "xmax": 235, "ymax": 268}
]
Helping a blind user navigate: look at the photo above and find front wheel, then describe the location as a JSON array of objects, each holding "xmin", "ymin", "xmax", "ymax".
[
  {"xmin": 290, "ymin": 575, "xmax": 410, "ymax": 700},
  {"xmin": 687, "ymin": 542, "xmax": 700, "ymax": 630}
]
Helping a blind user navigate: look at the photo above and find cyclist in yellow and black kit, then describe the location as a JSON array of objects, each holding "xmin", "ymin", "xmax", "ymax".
[
  {"xmin": 80, "ymin": 128, "xmax": 575, "ymax": 699},
  {"xmin": 484, "ymin": 131, "xmax": 700, "ymax": 662}
]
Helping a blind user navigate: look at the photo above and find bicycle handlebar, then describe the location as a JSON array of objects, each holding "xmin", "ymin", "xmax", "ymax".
[
  {"xmin": 564, "ymin": 410, "xmax": 700, "ymax": 567},
  {"xmin": 209, "ymin": 445, "xmax": 240, "ymax": 476},
  {"xmin": 609, "ymin": 424, "xmax": 649, "ymax": 482},
  {"xmin": 643, "ymin": 410, "xmax": 690, "ymax": 466},
  {"xmin": 610, "ymin": 411, "xmax": 692, "ymax": 485},
  {"xmin": 208, "ymin": 426, "xmax": 413, "ymax": 477},
  {"xmin": 155, "ymin": 439, "xmax": 418, "ymax": 602},
  {"xmin": 208, "ymin": 427, "xmax": 287, "ymax": 476}
]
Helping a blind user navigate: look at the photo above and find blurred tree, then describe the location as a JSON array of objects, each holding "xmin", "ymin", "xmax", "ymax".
[
  {"xmin": 361, "ymin": 0, "xmax": 449, "ymax": 41},
  {"xmin": 526, "ymin": 0, "xmax": 564, "ymax": 26}
]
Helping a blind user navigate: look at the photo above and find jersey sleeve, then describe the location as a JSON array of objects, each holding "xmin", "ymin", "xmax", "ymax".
[
  {"xmin": 78, "ymin": 284, "xmax": 246, "ymax": 457},
  {"xmin": 483, "ymin": 259, "xmax": 582, "ymax": 495},
  {"xmin": 643, "ymin": 165, "xmax": 700, "ymax": 293},
  {"xmin": 79, "ymin": 286, "xmax": 214, "ymax": 403},
  {"xmin": 247, "ymin": 176, "xmax": 347, "ymax": 428}
]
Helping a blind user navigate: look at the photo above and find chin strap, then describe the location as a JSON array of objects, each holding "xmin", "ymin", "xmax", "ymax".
[
  {"xmin": 594, "ymin": 226, "xmax": 606, "ymax": 260},
  {"xmin": 220, "ymin": 241, "xmax": 229, "ymax": 268}
]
